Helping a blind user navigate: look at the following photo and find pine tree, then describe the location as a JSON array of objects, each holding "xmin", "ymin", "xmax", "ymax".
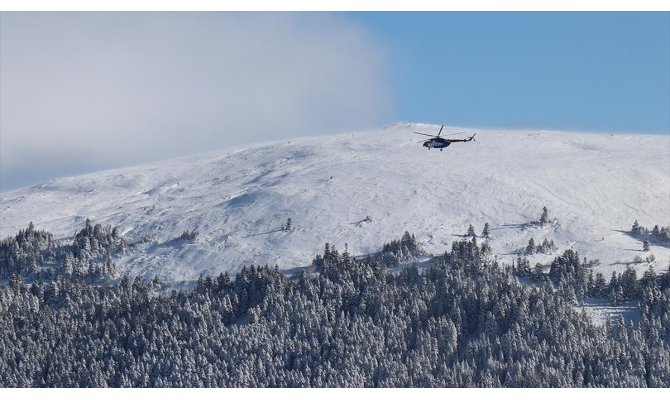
[
  {"xmin": 632, "ymin": 220, "xmax": 641, "ymax": 234},
  {"xmin": 467, "ymin": 224, "xmax": 476, "ymax": 238},
  {"xmin": 609, "ymin": 271, "xmax": 619, "ymax": 292},
  {"xmin": 652, "ymin": 225, "xmax": 660, "ymax": 237},
  {"xmin": 541, "ymin": 238, "xmax": 551, "ymax": 254},
  {"xmin": 610, "ymin": 286, "xmax": 622, "ymax": 306},
  {"xmin": 620, "ymin": 268, "xmax": 639, "ymax": 299},
  {"xmin": 661, "ymin": 264, "xmax": 670, "ymax": 289},
  {"xmin": 660, "ymin": 227, "xmax": 670, "ymax": 243},
  {"xmin": 587, "ymin": 270, "xmax": 595, "ymax": 296},
  {"xmin": 643, "ymin": 240, "xmax": 650, "ymax": 252},
  {"xmin": 482, "ymin": 223, "xmax": 490, "ymax": 239},
  {"xmin": 540, "ymin": 207, "xmax": 549, "ymax": 224},
  {"xmin": 593, "ymin": 272, "xmax": 607, "ymax": 297},
  {"xmin": 526, "ymin": 238, "xmax": 536, "ymax": 255},
  {"xmin": 641, "ymin": 265, "xmax": 657, "ymax": 291}
]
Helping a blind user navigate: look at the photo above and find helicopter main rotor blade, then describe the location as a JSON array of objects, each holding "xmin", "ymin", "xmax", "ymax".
[
  {"xmin": 442, "ymin": 131, "xmax": 467, "ymax": 137},
  {"xmin": 436, "ymin": 125, "xmax": 444, "ymax": 138},
  {"xmin": 413, "ymin": 131, "xmax": 437, "ymax": 138}
]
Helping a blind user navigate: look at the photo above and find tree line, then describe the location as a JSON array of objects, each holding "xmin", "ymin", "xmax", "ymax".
[{"xmin": 1, "ymin": 227, "xmax": 669, "ymax": 387}]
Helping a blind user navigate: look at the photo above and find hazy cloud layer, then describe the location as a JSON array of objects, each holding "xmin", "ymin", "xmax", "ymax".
[{"xmin": 0, "ymin": 12, "xmax": 390, "ymax": 191}]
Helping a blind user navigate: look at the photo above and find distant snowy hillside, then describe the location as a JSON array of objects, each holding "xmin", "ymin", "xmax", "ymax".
[{"xmin": 1, "ymin": 124, "xmax": 669, "ymax": 281}]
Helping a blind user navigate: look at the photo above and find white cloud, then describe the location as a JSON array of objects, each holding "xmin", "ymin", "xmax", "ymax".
[{"xmin": 0, "ymin": 12, "xmax": 390, "ymax": 191}]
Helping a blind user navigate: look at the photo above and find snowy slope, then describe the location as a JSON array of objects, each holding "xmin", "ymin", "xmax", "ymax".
[{"xmin": 1, "ymin": 124, "xmax": 669, "ymax": 281}]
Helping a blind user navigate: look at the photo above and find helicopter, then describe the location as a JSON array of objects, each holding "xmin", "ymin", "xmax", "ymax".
[{"xmin": 413, "ymin": 125, "xmax": 476, "ymax": 151}]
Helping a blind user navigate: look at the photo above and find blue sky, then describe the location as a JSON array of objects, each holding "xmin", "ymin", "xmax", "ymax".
[{"xmin": 346, "ymin": 12, "xmax": 670, "ymax": 134}]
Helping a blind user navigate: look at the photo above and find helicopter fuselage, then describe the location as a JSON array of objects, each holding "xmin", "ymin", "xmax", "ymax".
[{"xmin": 423, "ymin": 138, "xmax": 451, "ymax": 149}]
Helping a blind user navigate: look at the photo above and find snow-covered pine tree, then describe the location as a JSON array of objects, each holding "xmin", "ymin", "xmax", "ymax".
[
  {"xmin": 540, "ymin": 207, "xmax": 549, "ymax": 224},
  {"xmin": 652, "ymin": 225, "xmax": 660, "ymax": 237},
  {"xmin": 593, "ymin": 272, "xmax": 608, "ymax": 297},
  {"xmin": 482, "ymin": 222, "xmax": 490, "ymax": 239},
  {"xmin": 526, "ymin": 238, "xmax": 536, "ymax": 255},
  {"xmin": 632, "ymin": 219, "xmax": 641, "ymax": 234}
]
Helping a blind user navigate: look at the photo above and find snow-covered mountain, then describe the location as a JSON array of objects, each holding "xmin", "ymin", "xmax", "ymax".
[{"xmin": 1, "ymin": 124, "xmax": 669, "ymax": 281}]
